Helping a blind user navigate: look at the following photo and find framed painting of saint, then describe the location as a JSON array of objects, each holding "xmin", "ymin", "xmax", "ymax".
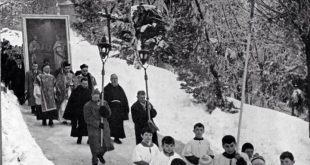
[{"xmin": 22, "ymin": 15, "xmax": 71, "ymax": 73}]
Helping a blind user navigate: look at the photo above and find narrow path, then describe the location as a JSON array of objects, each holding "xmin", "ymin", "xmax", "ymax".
[
  {"xmin": 20, "ymin": 106, "xmax": 185, "ymax": 165},
  {"xmin": 20, "ymin": 106, "xmax": 133, "ymax": 165}
]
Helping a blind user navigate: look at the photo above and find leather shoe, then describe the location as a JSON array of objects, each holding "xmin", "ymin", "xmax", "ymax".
[
  {"xmin": 77, "ymin": 137, "xmax": 82, "ymax": 144},
  {"xmin": 114, "ymin": 138, "xmax": 122, "ymax": 144},
  {"xmin": 97, "ymin": 155, "xmax": 105, "ymax": 164}
]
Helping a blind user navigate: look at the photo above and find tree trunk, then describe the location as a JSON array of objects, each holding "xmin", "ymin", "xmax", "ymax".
[
  {"xmin": 304, "ymin": 37, "xmax": 310, "ymax": 138},
  {"xmin": 210, "ymin": 65, "xmax": 224, "ymax": 106}
]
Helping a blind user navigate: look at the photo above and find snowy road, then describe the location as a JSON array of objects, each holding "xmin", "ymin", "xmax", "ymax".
[
  {"xmin": 20, "ymin": 106, "xmax": 133, "ymax": 165},
  {"xmin": 20, "ymin": 106, "xmax": 185, "ymax": 165}
]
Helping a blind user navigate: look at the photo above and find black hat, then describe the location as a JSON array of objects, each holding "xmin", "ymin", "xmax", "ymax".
[
  {"xmin": 42, "ymin": 62, "xmax": 50, "ymax": 70},
  {"xmin": 80, "ymin": 64, "xmax": 88, "ymax": 69},
  {"xmin": 63, "ymin": 61, "xmax": 71, "ymax": 67},
  {"xmin": 2, "ymin": 39, "xmax": 9, "ymax": 46}
]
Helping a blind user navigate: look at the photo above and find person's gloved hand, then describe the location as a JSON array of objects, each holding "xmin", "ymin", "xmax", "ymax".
[{"xmin": 99, "ymin": 123, "xmax": 104, "ymax": 129}]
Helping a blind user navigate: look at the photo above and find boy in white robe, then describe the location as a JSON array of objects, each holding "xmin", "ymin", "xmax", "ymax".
[
  {"xmin": 150, "ymin": 136, "xmax": 183, "ymax": 165},
  {"xmin": 213, "ymin": 135, "xmax": 251, "ymax": 165},
  {"xmin": 182, "ymin": 123, "xmax": 214, "ymax": 165},
  {"xmin": 132, "ymin": 127, "xmax": 160, "ymax": 165},
  {"xmin": 280, "ymin": 151, "xmax": 295, "ymax": 165}
]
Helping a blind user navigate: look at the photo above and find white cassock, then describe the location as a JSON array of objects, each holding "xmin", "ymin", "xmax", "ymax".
[
  {"xmin": 150, "ymin": 151, "xmax": 183, "ymax": 165},
  {"xmin": 213, "ymin": 152, "xmax": 251, "ymax": 165},
  {"xmin": 182, "ymin": 138, "xmax": 214, "ymax": 165},
  {"xmin": 132, "ymin": 143, "xmax": 160, "ymax": 164}
]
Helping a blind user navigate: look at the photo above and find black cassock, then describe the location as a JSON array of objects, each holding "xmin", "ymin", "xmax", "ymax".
[
  {"xmin": 104, "ymin": 83, "xmax": 129, "ymax": 139},
  {"xmin": 8, "ymin": 62, "xmax": 25, "ymax": 104},
  {"xmin": 63, "ymin": 85, "xmax": 91, "ymax": 137},
  {"xmin": 131, "ymin": 101, "xmax": 158, "ymax": 146}
]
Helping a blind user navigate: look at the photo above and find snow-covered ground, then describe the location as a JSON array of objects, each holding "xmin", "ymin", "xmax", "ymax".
[
  {"xmin": 1, "ymin": 87, "xmax": 54, "ymax": 165},
  {"xmin": 2, "ymin": 28, "xmax": 310, "ymax": 165}
]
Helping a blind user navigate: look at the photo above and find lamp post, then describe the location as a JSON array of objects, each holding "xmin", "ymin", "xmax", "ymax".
[
  {"xmin": 138, "ymin": 49, "xmax": 159, "ymax": 132},
  {"xmin": 97, "ymin": 35, "xmax": 111, "ymax": 147}
]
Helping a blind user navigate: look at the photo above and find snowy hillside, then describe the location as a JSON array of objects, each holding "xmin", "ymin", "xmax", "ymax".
[
  {"xmin": 70, "ymin": 29, "xmax": 310, "ymax": 165},
  {"xmin": 1, "ymin": 88, "xmax": 54, "ymax": 165},
  {"xmin": 2, "ymin": 28, "xmax": 310, "ymax": 165}
]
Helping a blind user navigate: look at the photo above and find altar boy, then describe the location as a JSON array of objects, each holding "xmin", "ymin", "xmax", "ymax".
[{"xmin": 132, "ymin": 127, "xmax": 160, "ymax": 165}]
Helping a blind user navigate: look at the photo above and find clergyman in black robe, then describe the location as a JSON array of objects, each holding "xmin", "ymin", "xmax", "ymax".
[
  {"xmin": 8, "ymin": 54, "xmax": 25, "ymax": 104},
  {"xmin": 104, "ymin": 74, "xmax": 129, "ymax": 144},
  {"xmin": 64, "ymin": 77, "xmax": 92, "ymax": 144}
]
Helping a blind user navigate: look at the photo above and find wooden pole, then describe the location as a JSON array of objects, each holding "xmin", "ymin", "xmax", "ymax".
[
  {"xmin": 144, "ymin": 68, "xmax": 150, "ymax": 121},
  {"xmin": 100, "ymin": 62, "xmax": 105, "ymax": 147},
  {"xmin": 236, "ymin": 0, "xmax": 255, "ymax": 151}
]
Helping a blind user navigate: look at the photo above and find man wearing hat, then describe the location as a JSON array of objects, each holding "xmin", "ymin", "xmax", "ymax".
[
  {"xmin": 75, "ymin": 64, "xmax": 97, "ymax": 92},
  {"xmin": 1, "ymin": 39, "xmax": 11, "ymax": 84},
  {"xmin": 55, "ymin": 61, "xmax": 75, "ymax": 124},
  {"xmin": 3, "ymin": 45, "xmax": 15, "ymax": 88},
  {"xmin": 8, "ymin": 54, "xmax": 25, "ymax": 104}
]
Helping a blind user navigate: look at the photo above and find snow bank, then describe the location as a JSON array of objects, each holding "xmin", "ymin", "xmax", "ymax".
[
  {"xmin": 1, "ymin": 89, "xmax": 54, "ymax": 165},
  {"xmin": 0, "ymin": 28, "xmax": 23, "ymax": 46}
]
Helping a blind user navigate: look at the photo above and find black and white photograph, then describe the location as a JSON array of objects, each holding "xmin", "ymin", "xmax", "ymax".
[{"xmin": 1, "ymin": 0, "xmax": 310, "ymax": 165}]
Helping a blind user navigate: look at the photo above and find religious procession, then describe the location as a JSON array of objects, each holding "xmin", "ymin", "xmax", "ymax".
[{"xmin": 1, "ymin": 0, "xmax": 310, "ymax": 165}]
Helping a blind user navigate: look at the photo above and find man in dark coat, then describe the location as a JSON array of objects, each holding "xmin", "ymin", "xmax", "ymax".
[
  {"xmin": 1, "ymin": 40, "xmax": 11, "ymax": 85},
  {"xmin": 25, "ymin": 62, "xmax": 41, "ymax": 114},
  {"xmin": 84, "ymin": 89, "xmax": 114, "ymax": 165},
  {"xmin": 131, "ymin": 90, "xmax": 158, "ymax": 146},
  {"xmin": 75, "ymin": 64, "xmax": 97, "ymax": 92},
  {"xmin": 8, "ymin": 54, "xmax": 25, "ymax": 104},
  {"xmin": 64, "ymin": 77, "xmax": 91, "ymax": 144},
  {"xmin": 104, "ymin": 74, "xmax": 129, "ymax": 144}
]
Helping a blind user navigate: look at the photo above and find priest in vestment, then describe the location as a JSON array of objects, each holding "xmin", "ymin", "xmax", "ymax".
[{"xmin": 34, "ymin": 63, "xmax": 58, "ymax": 126}]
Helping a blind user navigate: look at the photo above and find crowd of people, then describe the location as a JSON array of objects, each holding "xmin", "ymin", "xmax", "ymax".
[
  {"xmin": 132, "ymin": 123, "xmax": 297, "ymax": 165},
  {"xmin": 1, "ymin": 39, "xmax": 25, "ymax": 104},
  {"xmin": 1, "ymin": 38, "xmax": 297, "ymax": 165}
]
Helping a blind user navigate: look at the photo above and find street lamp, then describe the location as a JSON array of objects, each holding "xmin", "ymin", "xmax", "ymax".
[
  {"xmin": 97, "ymin": 36, "xmax": 111, "ymax": 60},
  {"xmin": 137, "ymin": 48, "xmax": 159, "ymax": 132},
  {"xmin": 97, "ymin": 35, "xmax": 111, "ymax": 148},
  {"xmin": 138, "ymin": 49, "xmax": 150, "ymax": 65}
]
